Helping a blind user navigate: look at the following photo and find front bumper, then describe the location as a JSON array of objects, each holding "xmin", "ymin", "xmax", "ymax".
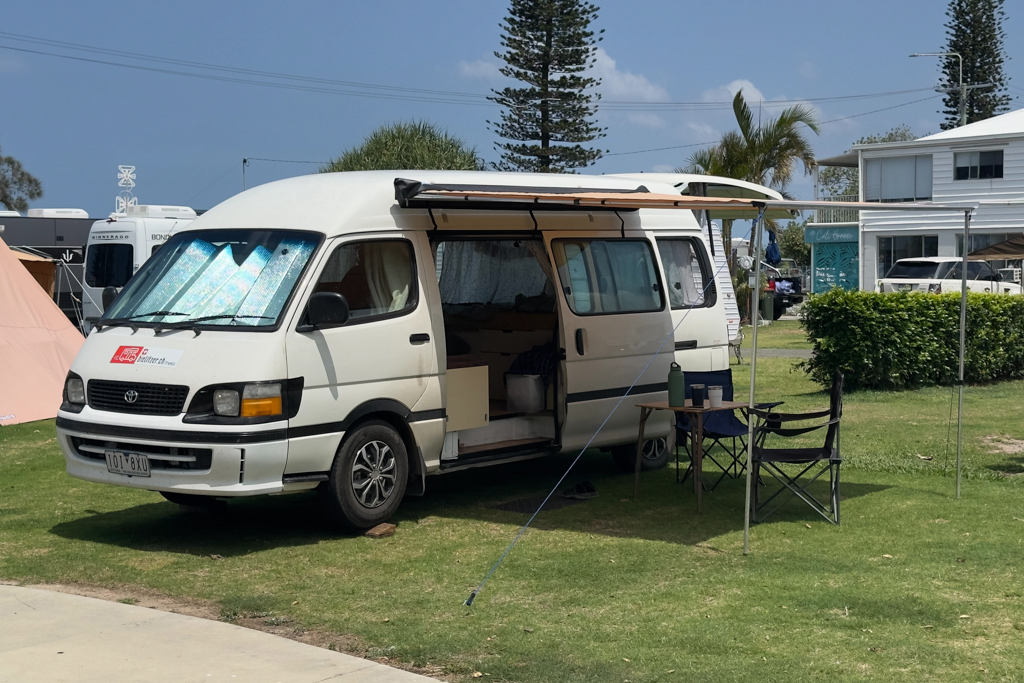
[{"xmin": 56, "ymin": 407, "xmax": 290, "ymax": 497}]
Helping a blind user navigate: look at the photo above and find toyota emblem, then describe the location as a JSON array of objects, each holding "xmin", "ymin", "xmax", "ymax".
[{"xmin": 124, "ymin": 390, "xmax": 139, "ymax": 404}]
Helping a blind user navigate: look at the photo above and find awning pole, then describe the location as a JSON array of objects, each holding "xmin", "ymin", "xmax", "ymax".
[
  {"xmin": 955, "ymin": 209, "xmax": 971, "ymax": 499},
  {"xmin": 743, "ymin": 206, "xmax": 767, "ymax": 555}
]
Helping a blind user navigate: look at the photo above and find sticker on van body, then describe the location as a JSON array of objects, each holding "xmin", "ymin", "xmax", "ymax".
[{"xmin": 110, "ymin": 346, "xmax": 183, "ymax": 367}]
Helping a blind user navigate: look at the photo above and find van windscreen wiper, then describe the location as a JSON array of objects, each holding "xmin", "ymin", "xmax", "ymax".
[
  {"xmin": 152, "ymin": 314, "xmax": 276, "ymax": 334},
  {"xmin": 95, "ymin": 311, "xmax": 189, "ymax": 331}
]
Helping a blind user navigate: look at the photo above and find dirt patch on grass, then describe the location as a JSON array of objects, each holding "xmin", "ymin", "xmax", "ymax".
[
  {"xmin": 7, "ymin": 581, "xmax": 449, "ymax": 681},
  {"xmin": 983, "ymin": 436, "xmax": 1024, "ymax": 454}
]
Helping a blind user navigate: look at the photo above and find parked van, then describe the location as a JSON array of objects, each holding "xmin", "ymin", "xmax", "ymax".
[
  {"xmin": 82, "ymin": 205, "xmax": 197, "ymax": 330},
  {"xmin": 57, "ymin": 171, "xmax": 747, "ymax": 530}
]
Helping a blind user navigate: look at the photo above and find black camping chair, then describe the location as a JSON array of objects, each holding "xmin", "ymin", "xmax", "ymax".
[
  {"xmin": 675, "ymin": 369, "xmax": 782, "ymax": 491},
  {"xmin": 748, "ymin": 371, "xmax": 844, "ymax": 525}
]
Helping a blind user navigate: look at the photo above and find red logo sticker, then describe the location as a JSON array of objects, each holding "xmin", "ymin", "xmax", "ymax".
[{"xmin": 111, "ymin": 346, "xmax": 143, "ymax": 364}]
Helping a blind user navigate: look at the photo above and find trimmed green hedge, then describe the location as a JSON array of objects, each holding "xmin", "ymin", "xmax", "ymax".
[{"xmin": 800, "ymin": 289, "xmax": 1024, "ymax": 390}]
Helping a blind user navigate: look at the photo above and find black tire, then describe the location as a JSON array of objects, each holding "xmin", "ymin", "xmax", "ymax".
[
  {"xmin": 610, "ymin": 428, "xmax": 675, "ymax": 473},
  {"xmin": 772, "ymin": 303, "xmax": 785, "ymax": 321},
  {"xmin": 322, "ymin": 420, "xmax": 409, "ymax": 531},
  {"xmin": 160, "ymin": 491, "xmax": 221, "ymax": 507}
]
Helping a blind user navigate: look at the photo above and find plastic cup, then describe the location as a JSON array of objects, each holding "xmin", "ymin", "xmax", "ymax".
[
  {"xmin": 690, "ymin": 384, "xmax": 705, "ymax": 408},
  {"xmin": 708, "ymin": 386, "xmax": 723, "ymax": 408}
]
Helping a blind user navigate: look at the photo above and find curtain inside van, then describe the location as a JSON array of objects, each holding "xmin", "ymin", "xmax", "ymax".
[
  {"xmin": 437, "ymin": 240, "xmax": 551, "ymax": 305},
  {"xmin": 657, "ymin": 239, "xmax": 703, "ymax": 308}
]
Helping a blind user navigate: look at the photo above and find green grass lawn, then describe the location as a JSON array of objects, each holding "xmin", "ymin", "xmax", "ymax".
[
  {"xmin": 3, "ymin": 362, "xmax": 1024, "ymax": 682},
  {"xmin": 740, "ymin": 320, "xmax": 813, "ymax": 350}
]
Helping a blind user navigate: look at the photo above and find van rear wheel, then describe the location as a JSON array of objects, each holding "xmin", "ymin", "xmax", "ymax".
[
  {"xmin": 610, "ymin": 429, "xmax": 674, "ymax": 473},
  {"xmin": 322, "ymin": 420, "xmax": 408, "ymax": 531}
]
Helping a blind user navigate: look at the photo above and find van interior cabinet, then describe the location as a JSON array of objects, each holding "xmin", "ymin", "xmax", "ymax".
[{"xmin": 445, "ymin": 362, "xmax": 489, "ymax": 432}]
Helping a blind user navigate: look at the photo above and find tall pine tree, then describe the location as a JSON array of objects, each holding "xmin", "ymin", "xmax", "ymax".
[
  {"xmin": 489, "ymin": 0, "xmax": 606, "ymax": 172},
  {"xmin": 939, "ymin": 0, "xmax": 1012, "ymax": 130}
]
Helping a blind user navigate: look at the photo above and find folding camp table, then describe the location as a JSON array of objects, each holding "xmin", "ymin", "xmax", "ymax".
[{"xmin": 633, "ymin": 400, "xmax": 748, "ymax": 512}]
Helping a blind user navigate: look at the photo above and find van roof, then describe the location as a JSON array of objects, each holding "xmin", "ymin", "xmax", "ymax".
[{"xmin": 186, "ymin": 170, "xmax": 693, "ymax": 237}]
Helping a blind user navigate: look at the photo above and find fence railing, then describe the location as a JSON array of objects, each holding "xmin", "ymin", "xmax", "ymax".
[{"xmin": 814, "ymin": 194, "xmax": 859, "ymax": 224}]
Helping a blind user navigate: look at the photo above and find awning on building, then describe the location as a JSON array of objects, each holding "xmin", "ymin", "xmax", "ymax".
[{"xmin": 968, "ymin": 234, "xmax": 1024, "ymax": 260}]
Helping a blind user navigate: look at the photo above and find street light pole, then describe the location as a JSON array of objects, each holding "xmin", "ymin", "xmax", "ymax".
[{"xmin": 911, "ymin": 52, "xmax": 965, "ymax": 126}]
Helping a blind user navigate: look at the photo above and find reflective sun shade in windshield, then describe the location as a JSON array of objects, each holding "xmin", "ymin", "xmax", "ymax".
[{"xmin": 104, "ymin": 230, "xmax": 321, "ymax": 328}]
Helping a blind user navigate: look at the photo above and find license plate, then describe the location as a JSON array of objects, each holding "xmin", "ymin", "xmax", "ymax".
[
  {"xmin": 897, "ymin": 284, "xmax": 912, "ymax": 291},
  {"xmin": 105, "ymin": 450, "xmax": 151, "ymax": 478}
]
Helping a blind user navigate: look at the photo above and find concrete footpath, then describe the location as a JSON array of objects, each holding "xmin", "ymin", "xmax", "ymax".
[{"xmin": 0, "ymin": 585, "xmax": 440, "ymax": 683}]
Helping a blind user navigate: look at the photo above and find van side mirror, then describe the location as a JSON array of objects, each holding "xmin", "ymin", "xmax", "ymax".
[
  {"xmin": 307, "ymin": 292, "xmax": 350, "ymax": 328},
  {"xmin": 101, "ymin": 286, "xmax": 118, "ymax": 312}
]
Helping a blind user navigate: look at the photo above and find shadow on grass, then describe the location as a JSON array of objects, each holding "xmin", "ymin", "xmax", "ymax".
[{"xmin": 49, "ymin": 451, "xmax": 892, "ymax": 556}]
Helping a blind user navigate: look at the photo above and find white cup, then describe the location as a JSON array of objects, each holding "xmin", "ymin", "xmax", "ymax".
[{"xmin": 708, "ymin": 386, "xmax": 723, "ymax": 408}]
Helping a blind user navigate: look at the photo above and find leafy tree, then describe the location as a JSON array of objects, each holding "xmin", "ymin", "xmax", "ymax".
[
  {"xmin": 321, "ymin": 121, "xmax": 483, "ymax": 172},
  {"xmin": 489, "ymin": 0, "xmax": 606, "ymax": 172},
  {"xmin": 681, "ymin": 89, "xmax": 819, "ymax": 254},
  {"xmin": 0, "ymin": 146, "xmax": 43, "ymax": 213},
  {"xmin": 778, "ymin": 219, "xmax": 811, "ymax": 266},
  {"xmin": 818, "ymin": 125, "xmax": 916, "ymax": 198},
  {"xmin": 939, "ymin": 0, "xmax": 1012, "ymax": 130}
]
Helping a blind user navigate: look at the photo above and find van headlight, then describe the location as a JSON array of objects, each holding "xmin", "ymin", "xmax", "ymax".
[
  {"xmin": 64, "ymin": 373, "xmax": 86, "ymax": 405},
  {"xmin": 211, "ymin": 383, "xmax": 282, "ymax": 417},
  {"xmin": 213, "ymin": 388, "xmax": 240, "ymax": 416}
]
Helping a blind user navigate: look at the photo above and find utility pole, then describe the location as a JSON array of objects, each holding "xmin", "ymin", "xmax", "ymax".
[{"xmin": 911, "ymin": 52, "xmax": 965, "ymax": 126}]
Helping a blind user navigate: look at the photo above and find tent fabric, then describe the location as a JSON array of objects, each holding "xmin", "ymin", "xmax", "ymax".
[
  {"xmin": 14, "ymin": 251, "xmax": 58, "ymax": 297},
  {"xmin": 967, "ymin": 235, "xmax": 1024, "ymax": 260},
  {"xmin": 0, "ymin": 237, "xmax": 84, "ymax": 426}
]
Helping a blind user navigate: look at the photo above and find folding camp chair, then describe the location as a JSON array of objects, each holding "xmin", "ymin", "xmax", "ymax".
[
  {"xmin": 674, "ymin": 369, "xmax": 782, "ymax": 491},
  {"xmin": 749, "ymin": 371, "xmax": 844, "ymax": 525}
]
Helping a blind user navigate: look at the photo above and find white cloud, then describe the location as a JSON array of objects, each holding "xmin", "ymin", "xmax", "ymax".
[
  {"xmin": 592, "ymin": 48, "xmax": 670, "ymax": 103},
  {"xmin": 685, "ymin": 122, "xmax": 719, "ymax": 139},
  {"xmin": 652, "ymin": 164, "xmax": 675, "ymax": 173},
  {"xmin": 458, "ymin": 59, "xmax": 502, "ymax": 81},
  {"xmin": 701, "ymin": 79, "xmax": 766, "ymax": 105}
]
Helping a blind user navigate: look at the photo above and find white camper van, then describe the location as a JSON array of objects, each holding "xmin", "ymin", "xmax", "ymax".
[
  {"xmin": 57, "ymin": 171, "xmax": 747, "ymax": 530},
  {"xmin": 83, "ymin": 205, "xmax": 197, "ymax": 329}
]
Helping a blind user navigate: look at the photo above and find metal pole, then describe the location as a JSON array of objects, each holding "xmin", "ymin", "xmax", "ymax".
[
  {"xmin": 743, "ymin": 207, "xmax": 767, "ymax": 555},
  {"xmin": 242, "ymin": 158, "xmax": 248, "ymax": 190},
  {"xmin": 956, "ymin": 209, "xmax": 970, "ymax": 498}
]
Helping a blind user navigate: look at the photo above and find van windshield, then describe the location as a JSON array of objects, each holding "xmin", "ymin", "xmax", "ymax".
[
  {"xmin": 86, "ymin": 244, "xmax": 134, "ymax": 288},
  {"xmin": 102, "ymin": 229, "xmax": 322, "ymax": 328}
]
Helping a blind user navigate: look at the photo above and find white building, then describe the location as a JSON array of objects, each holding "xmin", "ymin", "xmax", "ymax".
[{"xmin": 808, "ymin": 108, "xmax": 1024, "ymax": 292}]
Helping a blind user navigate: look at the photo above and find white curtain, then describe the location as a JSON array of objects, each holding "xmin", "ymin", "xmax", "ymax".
[
  {"xmin": 438, "ymin": 240, "xmax": 549, "ymax": 305},
  {"xmin": 658, "ymin": 239, "xmax": 703, "ymax": 308},
  {"xmin": 365, "ymin": 241, "xmax": 411, "ymax": 312}
]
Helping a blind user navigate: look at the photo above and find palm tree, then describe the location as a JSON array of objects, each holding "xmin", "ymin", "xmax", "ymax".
[
  {"xmin": 679, "ymin": 89, "xmax": 819, "ymax": 253},
  {"xmin": 321, "ymin": 121, "xmax": 484, "ymax": 173}
]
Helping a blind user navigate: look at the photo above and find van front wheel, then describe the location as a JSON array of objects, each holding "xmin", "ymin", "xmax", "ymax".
[
  {"xmin": 610, "ymin": 429, "xmax": 674, "ymax": 473},
  {"xmin": 323, "ymin": 420, "xmax": 409, "ymax": 531}
]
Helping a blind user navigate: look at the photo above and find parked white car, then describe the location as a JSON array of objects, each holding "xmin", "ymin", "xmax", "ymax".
[{"xmin": 878, "ymin": 257, "xmax": 1022, "ymax": 295}]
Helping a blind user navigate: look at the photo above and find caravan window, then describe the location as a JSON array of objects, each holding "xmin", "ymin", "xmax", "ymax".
[
  {"xmin": 86, "ymin": 244, "xmax": 134, "ymax": 288},
  {"xmin": 656, "ymin": 237, "xmax": 717, "ymax": 309},
  {"xmin": 311, "ymin": 239, "xmax": 417, "ymax": 323},
  {"xmin": 551, "ymin": 239, "xmax": 663, "ymax": 315}
]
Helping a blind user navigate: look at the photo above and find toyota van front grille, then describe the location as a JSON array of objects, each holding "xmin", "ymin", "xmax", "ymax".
[{"xmin": 88, "ymin": 380, "xmax": 189, "ymax": 416}]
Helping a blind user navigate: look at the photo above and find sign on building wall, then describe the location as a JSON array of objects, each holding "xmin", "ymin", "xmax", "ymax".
[{"xmin": 805, "ymin": 226, "xmax": 858, "ymax": 244}]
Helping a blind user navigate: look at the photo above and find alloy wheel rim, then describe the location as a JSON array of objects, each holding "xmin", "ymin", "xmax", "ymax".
[
  {"xmin": 642, "ymin": 436, "xmax": 668, "ymax": 461},
  {"xmin": 351, "ymin": 440, "xmax": 397, "ymax": 508}
]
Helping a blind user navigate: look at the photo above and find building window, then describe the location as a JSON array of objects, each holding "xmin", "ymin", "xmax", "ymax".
[
  {"xmin": 954, "ymin": 150, "xmax": 1003, "ymax": 180},
  {"xmin": 864, "ymin": 155, "xmax": 932, "ymax": 202},
  {"xmin": 877, "ymin": 235, "xmax": 938, "ymax": 279}
]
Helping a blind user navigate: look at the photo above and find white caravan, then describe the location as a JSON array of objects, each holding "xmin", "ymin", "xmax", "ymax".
[
  {"xmin": 82, "ymin": 205, "xmax": 197, "ymax": 329},
  {"xmin": 57, "ymin": 171, "xmax": 745, "ymax": 530}
]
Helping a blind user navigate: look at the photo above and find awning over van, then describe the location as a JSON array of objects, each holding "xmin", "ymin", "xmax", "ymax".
[{"xmin": 394, "ymin": 178, "xmax": 970, "ymax": 216}]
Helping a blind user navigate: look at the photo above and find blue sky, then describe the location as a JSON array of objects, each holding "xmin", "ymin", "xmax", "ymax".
[{"xmin": 2, "ymin": 0, "xmax": 1022, "ymax": 227}]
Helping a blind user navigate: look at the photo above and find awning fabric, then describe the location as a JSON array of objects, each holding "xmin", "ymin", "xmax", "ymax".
[
  {"xmin": 394, "ymin": 178, "xmax": 971, "ymax": 216},
  {"xmin": 968, "ymin": 235, "xmax": 1024, "ymax": 260}
]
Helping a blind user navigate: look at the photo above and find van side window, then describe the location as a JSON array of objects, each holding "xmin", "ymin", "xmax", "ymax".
[
  {"xmin": 312, "ymin": 239, "xmax": 417, "ymax": 323},
  {"xmin": 655, "ymin": 238, "xmax": 717, "ymax": 309},
  {"xmin": 551, "ymin": 239, "xmax": 663, "ymax": 315}
]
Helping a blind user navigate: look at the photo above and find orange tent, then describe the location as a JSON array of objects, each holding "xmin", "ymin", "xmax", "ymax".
[{"xmin": 0, "ymin": 236, "xmax": 84, "ymax": 426}]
